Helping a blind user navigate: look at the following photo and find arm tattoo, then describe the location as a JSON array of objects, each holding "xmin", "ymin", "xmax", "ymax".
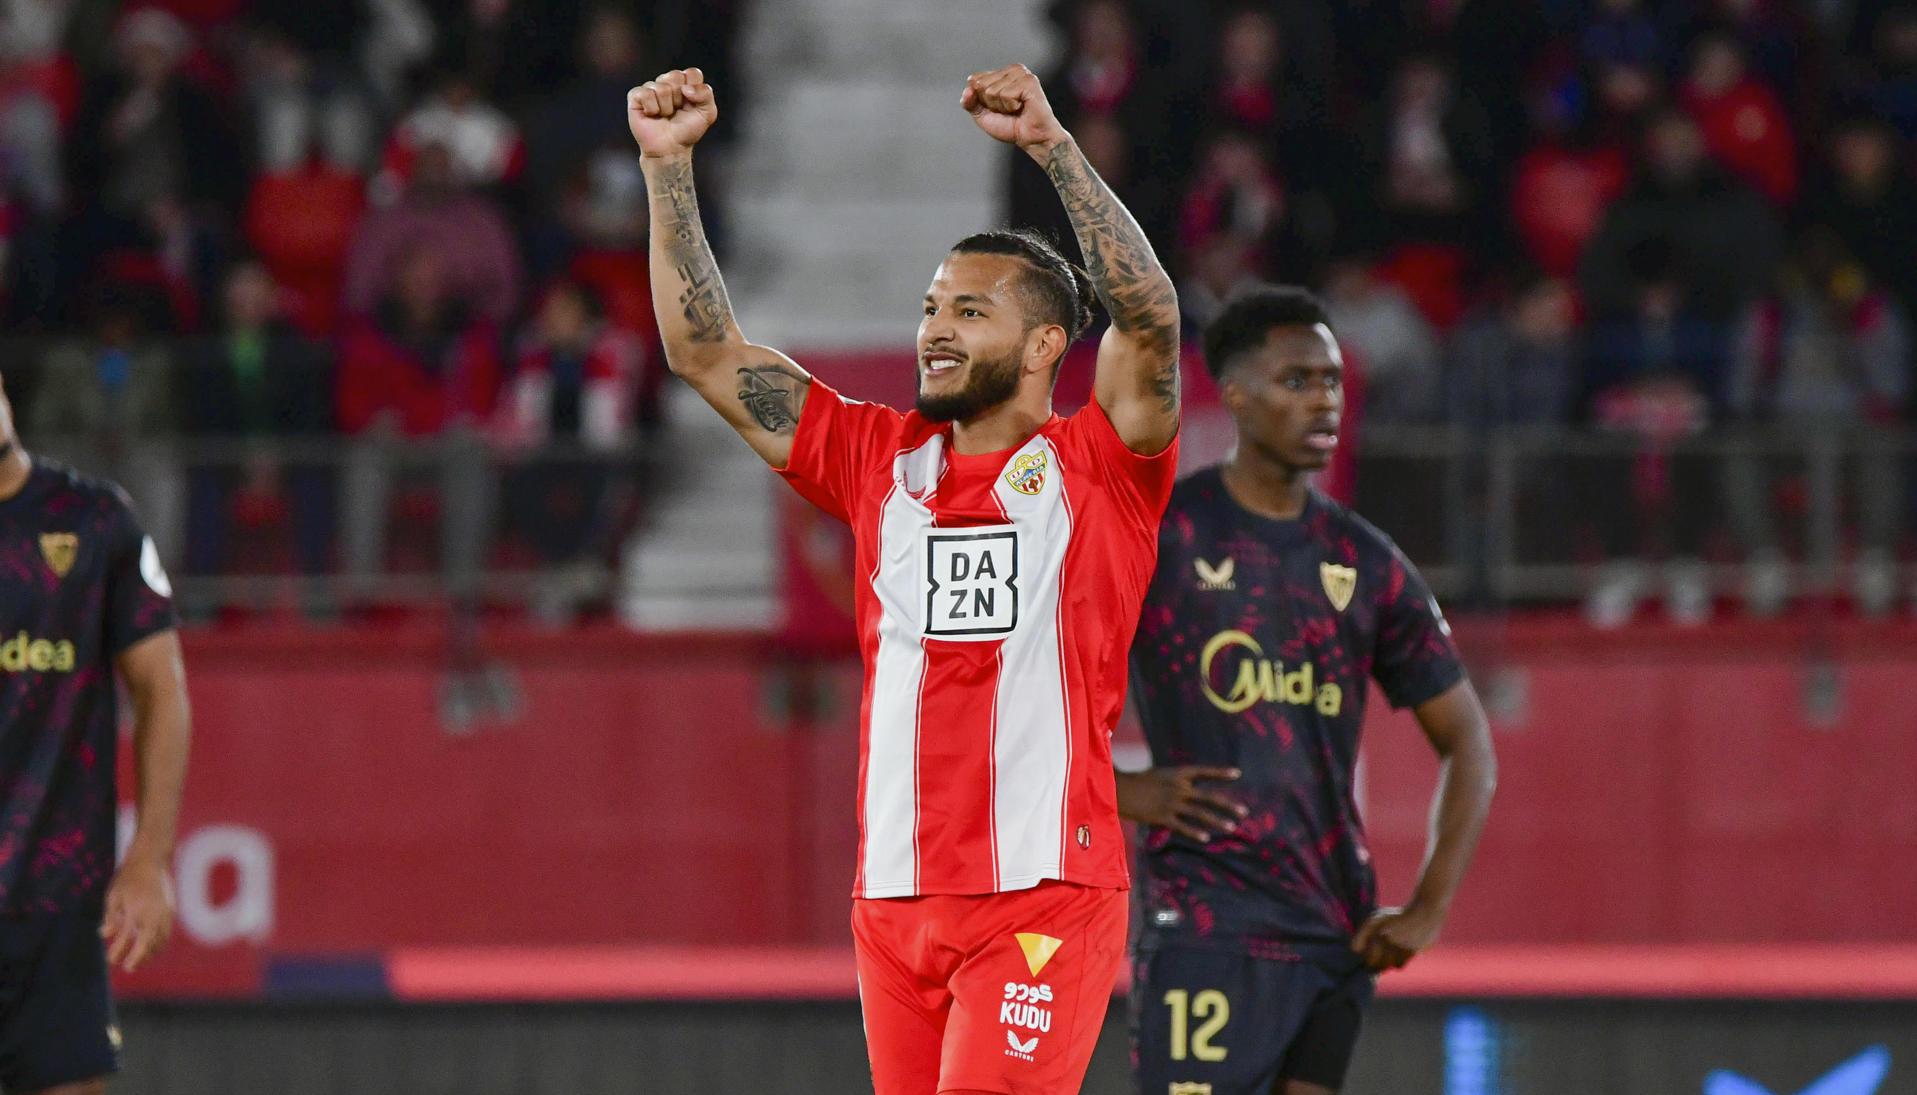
[
  {"xmin": 1044, "ymin": 141, "xmax": 1181, "ymax": 412},
  {"xmin": 651, "ymin": 157, "xmax": 734, "ymax": 344},
  {"xmin": 736, "ymin": 364, "xmax": 810, "ymax": 434}
]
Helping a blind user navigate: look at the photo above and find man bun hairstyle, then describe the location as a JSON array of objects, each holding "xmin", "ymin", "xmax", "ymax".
[
  {"xmin": 1201, "ymin": 284, "xmax": 1332, "ymax": 381},
  {"xmin": 950, "ymin": 228, "xmax": 1096, "ymax": 345}
]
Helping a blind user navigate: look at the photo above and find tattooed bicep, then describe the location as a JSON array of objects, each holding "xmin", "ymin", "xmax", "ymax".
[{"xmin": 735, "ymin": 364, "xmax": 812, "ymax": 435}]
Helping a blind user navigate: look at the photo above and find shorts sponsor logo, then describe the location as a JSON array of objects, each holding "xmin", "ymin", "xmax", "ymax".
[
  {"xmin": 923, "ymin": 527, "xmax": 1018, "ymax": 638},
  {"xmin": 1004, "ymin": 451, "xmax": 1048, "ymax": 496},
  {"xmin": 1321, "ymin": 562, "xmax": 1356, "ymax": 612},
  {"xmin": 1195, "ymin": 557, "xmax": 1235, "ymax": 591},
  {"xmin": 1198, "ymin": 630, "xmax": 1343, "ymax": 716},
  {"xmin": 107, "ymin": 1024, "xmax": 123, "ymax": 1052},
  {"xmin": 1002, "ymin": 981, "xmax": 1054, "ymax": 1033},
  {"xmin": 40, "ymin": 532, "xmax": 77, "ymax": 577},
  {"xmin": 1169, "ymin": 1084, "xmax": 1213, "ymax": 1095},
  {"xmin": 1005, "ymin": 1030, "xmax": 1040, "ymax": 1061},
  {"xmin": 1014, "ymin": 932, "xmax": 1063, "ymax": 977}
]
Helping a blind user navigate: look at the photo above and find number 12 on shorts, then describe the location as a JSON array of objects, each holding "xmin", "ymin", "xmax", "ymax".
[{"xmin": 1164, "ymin": 988, "xmax": 1230, "ymax": 1062}]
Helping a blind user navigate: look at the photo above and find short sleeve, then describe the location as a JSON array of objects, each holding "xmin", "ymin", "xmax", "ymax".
[
  {"xmin": 104, "ymin": 492, "xmax": 178, "ymax": 656},
  {"xmin": 1057, "ymin": 397, "xmax": 1180, "ymax": 527},
  {"xmin": 774, "ymin": 379, "xmax": 905, "ymax": 524},
  {"xmin": 1372, "ymin": 546, "xmax": 1466, "ymax": 710}
]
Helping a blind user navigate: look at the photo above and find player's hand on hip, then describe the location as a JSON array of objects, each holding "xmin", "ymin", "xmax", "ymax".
[
  {"xmin": 102, "ymin": 853, "xmax": 176, "ymax": 973},
  {"xmin": 628, "ymin": 67, "xmax": 719, "ymax": 158},
  {"xmin": 1352, "ymin": 904, "xmax": 1443, "ymax": 973},
  {"xmin": 962, "ymin": 64, "xmax": 1067, "ymax": 152},
  {"xmin": 1116, "ymin": 766, "xmax": 1246, "ymax": 843}
]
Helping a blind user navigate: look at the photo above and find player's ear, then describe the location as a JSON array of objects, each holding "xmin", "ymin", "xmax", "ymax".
[{"xmin": 1026, "ymin": 323, "xmax": 1067, "ymax": 377}]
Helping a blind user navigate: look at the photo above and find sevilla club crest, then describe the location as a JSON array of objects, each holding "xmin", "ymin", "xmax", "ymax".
[
  {"xmin": 1320, "ymin": 562, "xmax": 1356, "ymax": 612},
  {"xmin": 40, "ymin": 533, "xmax": 77, "ymax": 578}
]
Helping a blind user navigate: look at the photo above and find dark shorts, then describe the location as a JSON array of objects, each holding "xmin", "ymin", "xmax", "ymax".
[
  {"xmin": 1131, "ymin": 943, "xmax": 1375, "ymax": 1094},
  {"xmin": 0, "ymin": 914, "xmax": 120, "ymax": 1093}
]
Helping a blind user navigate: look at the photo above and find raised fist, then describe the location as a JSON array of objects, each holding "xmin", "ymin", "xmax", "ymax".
[
  {"xmin": 961, "ymin": 64, "xmax": 1067, "ymax": 152},
  {"xmin": 628, "ymin": 68, "xmax": 719, "ymax": 158}
]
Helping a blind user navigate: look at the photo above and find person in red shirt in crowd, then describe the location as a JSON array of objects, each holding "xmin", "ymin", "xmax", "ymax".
[
  {"xmin": 1178, "ymin": 131, "xmax": 1285, "ymax": 272},
  {"xmin": 1680, "ymin": 31, "xmax": 1798, "ymax": 205},
  {"xmin": 342, "ymin": 140, "xmax": 522, "ymax": 326},
  {"xmin": 1509, "ymin": 95, "xmax": 1631, "ymax": 278},
  {"xmin": 336, "ymin": 244, "xmax": 501, "ymax": 605}
]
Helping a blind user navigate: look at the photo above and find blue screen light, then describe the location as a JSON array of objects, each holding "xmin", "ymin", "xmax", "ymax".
[{"xmin": 1444, "ymin": 1006, "xmax": 1504, "ymax": 1095}]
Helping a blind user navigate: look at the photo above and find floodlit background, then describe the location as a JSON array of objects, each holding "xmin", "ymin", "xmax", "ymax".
[{"xmin": 6, "ymin": 0, "xmax": 1916, "ymax": 1091}]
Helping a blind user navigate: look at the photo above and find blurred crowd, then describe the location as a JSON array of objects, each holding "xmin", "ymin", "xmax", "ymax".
[
  {"xmin": 0, "ymin": 0, "xmax": 746, "ymax": 615},
  {"xmin": 1014, "ymin": 0, "xmax": 1917, "ymax": 621}
]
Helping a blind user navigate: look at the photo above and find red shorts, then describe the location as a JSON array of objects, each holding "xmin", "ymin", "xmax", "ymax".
[{"xmin": 852, "ymin": 880, "xmax": 1128, "ymax": 1095}]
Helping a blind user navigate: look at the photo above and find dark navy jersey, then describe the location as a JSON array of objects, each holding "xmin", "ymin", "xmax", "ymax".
[
  {"xmin": 0, "ymin": 460, "xmax": 176, "ymax": 915},
  {"xmin": 1129, "ymin": 467, "xmax": 1464, "ymax": 954}
]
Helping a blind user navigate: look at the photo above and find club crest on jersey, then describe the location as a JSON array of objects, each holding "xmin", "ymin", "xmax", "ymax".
[
  {"xmin": 1195, "ymin": 557, "xmax": 1235, "ymax": 591},
  {"xmin": 39, "ymin": 533, "xmax": 77, "ymax": 578},
  {"xmin": 1004, "ymin": 451, "xmax": 1047, "ymax": 496},
  {"xmin": 1320, "ymin": 562, "xmax": 1356, "ymax": 612}
]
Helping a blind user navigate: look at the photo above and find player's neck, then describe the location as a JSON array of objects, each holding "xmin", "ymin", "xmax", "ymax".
[
  {"xmin": 0, "ymin": 445, "xmax": 29, "ymax": 502},
  {"xmin": 1221, "ymin": 449, "xmax": 1310, "ymax": 520},
  {"xmin": 949, "ymin": 401, "xmax": 1051, "ymax": 455}
]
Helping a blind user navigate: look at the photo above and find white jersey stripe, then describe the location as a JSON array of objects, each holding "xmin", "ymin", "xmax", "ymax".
[
  {"xmin": 988, "ymin": 435, "xmax": 1072, "ymax": 889},
  {"xmin": 861, "ymin": 462, "xmax": 931, "ymax": 897}
]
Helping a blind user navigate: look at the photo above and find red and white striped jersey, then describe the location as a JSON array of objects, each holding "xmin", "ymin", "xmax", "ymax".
[{"xmin": 779, "ymin": 380, "xmax": 1179, "ymax": 898}]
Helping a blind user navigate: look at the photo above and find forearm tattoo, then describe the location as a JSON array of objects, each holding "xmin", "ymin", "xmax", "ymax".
[
  {"xmin": 736, "ymin": 364, "xmax": 810, "ymax": 434},
  {"xmin": 652, "ymin": 157, "xmax": 733, "ymax": 344},
  {"xmin": 1045, "ymin": 142, "xmax": 1181, "ymax": 413}
]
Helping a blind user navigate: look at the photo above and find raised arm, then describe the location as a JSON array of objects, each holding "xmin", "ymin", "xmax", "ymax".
[
  {"xmin": 630, "ymin": 68, "xmax": 811, "ymax": 467},
  {"xmin": 964, "ymin": 65, "xmax": 1180, "ymax": 454}
]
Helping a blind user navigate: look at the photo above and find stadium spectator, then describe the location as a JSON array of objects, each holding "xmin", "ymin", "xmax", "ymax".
[
  {"xmin": 243, "ymin": 156, "xmax": 368, "ymax": 335},
  {"xmin": 342, "ymin": 140, "xmax": 522, "ymax": 324},
  {"xmin": 376, "ymin": 72, "xmax": 523, "ymax": 196},
  {"xmin": 177, "ymin": 262, "xmax": 335, "ymax": 600},
  {"xmin": 1448, "ymin": 271, "xmax": 1581, "ymax": 430},
  {"xmin": 240, "ymin": 17, "xmax": 377, "ymax": 174},
  {"xmin": 30, "ymin": 286, "xmax": 182, "ymax": 559},
  {"xmin": 1723, "ymin": 231, "xmax": 1911, "ymax": 615},
  {"xmin": 1177, "ymin": 130, "xmax": 1284, "ymax": 271},
  {"xmin": 1509, "ymin": 100, "xmax": 1632, "ymax": 278},
  {"xmin": 1680, "ymin": 31, "xmax": 1798, "ymax": 205},
  {"xmin": 498, "ymin": 279, "xmax": 644, "ymax": 622},
  {"xmin": 1579, "ymin": 249, "xmax": 1729, "ymax": 627},
  {"xmin": 1365, "ymin": 53, "xmax": 1495, "ymax": 252},
  {"xmin": 1195, "ymin": 6, "xmax": 1333, "ymax": 176},
  {"xmin": 336, "ymin": 244, "xmax": 501, "ymax": 602},
  {"xmin": 64, "ymin": 9, "xmax": 238, "ymax": 324},
  {"xmin": 1805, "ymin": 115, "xmax": 1917, "ymax": 316},
  {"xmin": 523, "ymin": 6, "xmax": 648, "ymax": 210},
  {"xmin": 1447, "ymin": 271, "xmax": 1582, "ymax": 595},
  {"xmin": 1580, "ymin": 110, "xmax": 1782, "ymax": 325},
  {"xmin": 1323, "ymin": 254, "xmax": 1442, "ymax": 425}
]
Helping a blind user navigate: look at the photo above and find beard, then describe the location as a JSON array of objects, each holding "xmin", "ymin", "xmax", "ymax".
[{"xmin": 916, "ymin": 349, "xmax": 1022, "ymax": 423}]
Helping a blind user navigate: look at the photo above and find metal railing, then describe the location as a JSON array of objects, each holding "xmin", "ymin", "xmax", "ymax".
[{"xmin": 21, "ymin": 423, "xmax": 1910, "ymax": 618}]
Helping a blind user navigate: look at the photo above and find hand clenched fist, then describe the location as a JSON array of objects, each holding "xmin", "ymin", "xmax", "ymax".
[
  {"xmin": 962, "ymin": 64, "xmax": 1068, "ymax": 154},
  {"xmin": 628, "ymin": 68, "xmax": 719, "ymax": 158}
]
